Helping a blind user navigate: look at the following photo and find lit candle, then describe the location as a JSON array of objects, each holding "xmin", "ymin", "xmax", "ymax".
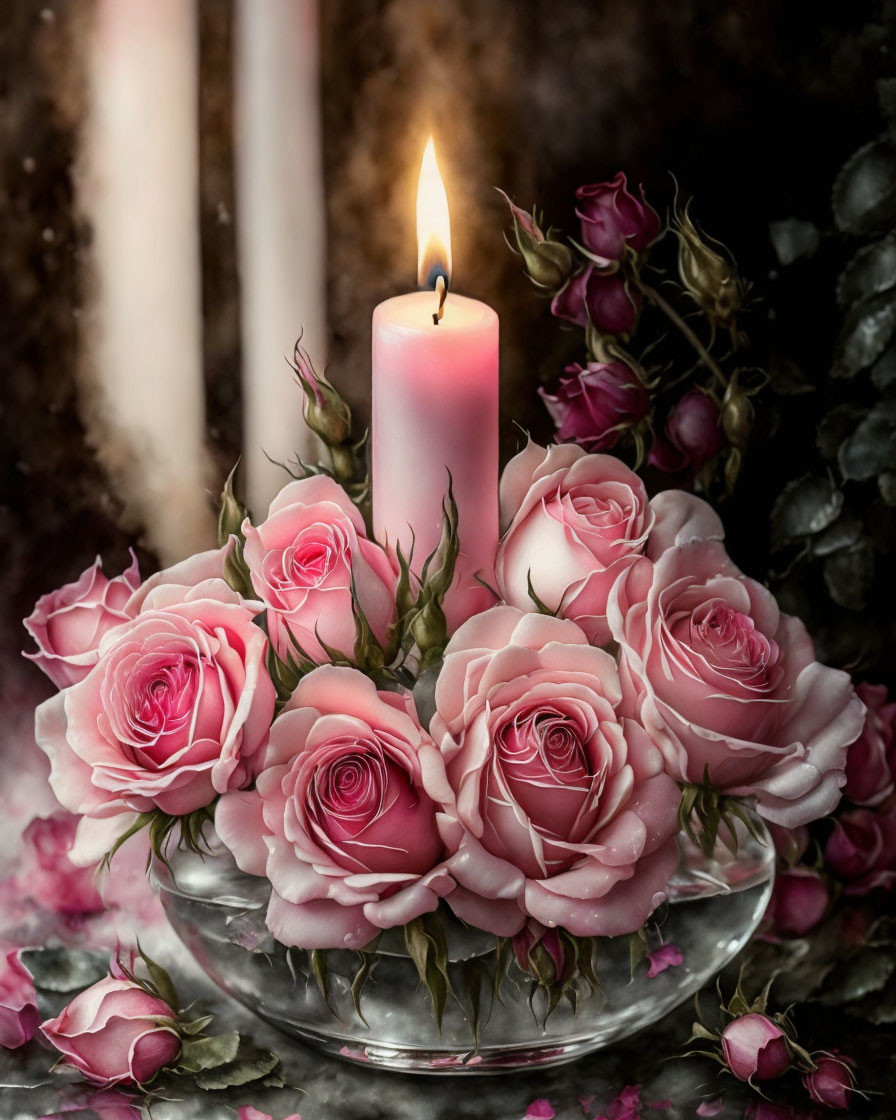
[{"xmin": 371, "ymin": 138, "xmax": 499, "ymax": 628}]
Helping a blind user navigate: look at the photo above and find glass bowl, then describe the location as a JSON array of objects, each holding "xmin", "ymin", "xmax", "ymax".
[{"xmin": 152, "ymin": 819, "xmax": 773, "ymax": 1075}]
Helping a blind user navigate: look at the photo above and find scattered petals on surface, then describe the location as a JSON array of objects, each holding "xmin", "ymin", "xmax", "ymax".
[
  {"xmin": 237, "ymin": 1109, "xmax": 302, "ymax": 1120},
  {"xmin": 525, "ymin": 1100, "xmax": 556, "ymax": 1120},
  {"xmin": 696, "ymin": 1100, "xmax": 725, "ymax": 1117},
  {"xmin": 645, "ymin": 943, "xmax": 683, "ymax": 978}
]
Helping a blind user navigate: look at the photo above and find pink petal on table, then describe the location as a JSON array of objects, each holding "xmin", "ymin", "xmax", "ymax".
[
  {"xmin": 578, "ymin": 1095, "xmax": 597, "ymax": 1117},
  {"xmin": 526, "ymin": 1101, "xmax": 556, "ymax": 1120},
  {"xmin": 697, "ymin": 1101, "xmax": 725, "ymax": 1117},
  {"xmin": 646, "ymin": 943, "xmax": 684, "ymax": 978}
]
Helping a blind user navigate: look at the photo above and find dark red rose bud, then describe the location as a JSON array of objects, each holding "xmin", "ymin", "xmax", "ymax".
[
  {"xmin": 803, "ymin": 1051, "xmax": 856, "ymax": 1110},
  {"xmin": 649, "ymin": 390, "xmax": 722, "ymax": 475},
  {"xmin": 824, "ymin": 806, "xmax": 896, "ymax": 894},
  {"xmin": 576, "ymin": 173, "xmax": 661, "ymax": 261},
  {"xmin": 551, "ymin": 267, "xmax": 641, "ymax": 336},
  {"xmin": 845, "ymin": 682, "xmax": 896, "ymax": 807},
  {"xmin": 539, "ymin": 361, "xmax": 649, "ymax": 452},
  {"xmin": 765, "ymin": 867, "xmax": 828, "ymax": 937}
]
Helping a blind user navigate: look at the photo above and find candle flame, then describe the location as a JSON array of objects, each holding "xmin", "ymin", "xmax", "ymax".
[{"xmin": 416, "ymin": 136, "xmax": 452, "ymax": 289}]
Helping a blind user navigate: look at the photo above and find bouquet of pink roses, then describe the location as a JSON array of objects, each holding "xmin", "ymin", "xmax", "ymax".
[{"xmin": 24, "ymin": 372, "xmax": 864, "ymax": 967}]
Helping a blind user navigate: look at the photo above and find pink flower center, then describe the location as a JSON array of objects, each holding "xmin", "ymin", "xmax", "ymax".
[
  {"xmin": 262, "ymin": 524, "xmax": 348, "ymax": 594},
  {"xmin": 123, "ymin": 653, "xmax": 201, "ymax": 764},
  {"xmin": 685, "ymin": 600, "xmax": 779, "ymax": 689}
]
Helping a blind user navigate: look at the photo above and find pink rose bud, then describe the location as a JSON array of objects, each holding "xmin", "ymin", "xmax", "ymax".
[
  {"xmin": 720, "ymin": 1013, "xmax": 791, "ymax": 1082},
  {"xmin": 845, "ymin": 683, "xmax": 896, "ymax": 806},
  {"xmin": 512, "ymin": 920, "xmax": 566, "ymax": 983},
  {"xmin": 0, "ymin": 949, "xmax": 40, "ymax": 1049},
  {"xmin": 41, "ymin": 976, "xmax": 181, "ymax": 1086},
  {"xmin": 802, "ymin": 1051, "xmax": 856, "ymax": 1110},
  {"xmin": 550, "ymin": 266, "xmax": 642, "ymax": 336},
  {"xmin": 576, "ymin": 173, "xmax": 661, "ymax": 261},
  {"xmin": 649, "ymin": 390, "xmax": 722, "ymax": 475},
  {"xmin": 539, "ymin": 362, "xmax": 649, "ymax": 453},
  {"xmin": 20, "ymin": 813, "xmax": 105, "ymax": 917},
  {"xmin": 23, "ymin": 553, "xmax": 141, "ymax": 689},
  {"xmin": 765, "ymin": 867, "xmax": 828, "ymax": 937}
]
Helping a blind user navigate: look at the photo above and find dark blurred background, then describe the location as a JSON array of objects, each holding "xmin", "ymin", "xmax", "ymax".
[{"xmin": 3, "ymin": 0, "xmax": 895, "ymax": 689}]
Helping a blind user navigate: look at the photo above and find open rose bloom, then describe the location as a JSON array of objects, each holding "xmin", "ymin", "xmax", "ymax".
[{"xmin": 25, "ymin": 445, "xmax": 863, "ymax": 954}]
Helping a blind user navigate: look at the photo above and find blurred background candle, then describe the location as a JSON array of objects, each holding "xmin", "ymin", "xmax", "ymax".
[
  {"xmin": 81, "ymin": 0, "xmax": 213, "ymax": 564},
  {"xmin": 371, "ymin": 138, "xmax": 499, "ymax": 627},
  {"xmin": 235, "ymin": 0, "xmax": 327, "ymax": 517}
]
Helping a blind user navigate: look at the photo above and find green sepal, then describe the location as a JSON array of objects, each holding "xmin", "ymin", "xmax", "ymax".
[
  {"xmin": 403, "ymin": 912, "xmax": 452, "ymax": 1030},
  {"xmin": 461, "ymin": 958, "xmax": 492, "ymax": 1052},
  {"xmin": 678, "ymin": 768, "xmax": 766, "ymax": 859},
  {"xmin": 526, "ymin": 570, "xmax": 560, "ymax": 617},
  {"xmin": 349, "ymin": 937, "xmax": 380, "ymax": 1026},
  {"xmin": 310, "ymin": 949, "xmax": 337, "ymax": 1016},
  {"xmin": 135, "ymin": 940, "xmax": 180, "ymax": 1012},
  {"xmin": 629, "ymin": 928, "xmax": 648, "ymax": 980},
  {"xmin": 217, "ymin": 461, "xmax": 249, "ymax": 547}
]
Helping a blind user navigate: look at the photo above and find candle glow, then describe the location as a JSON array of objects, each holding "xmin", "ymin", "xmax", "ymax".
[{"xmin": 416, "ymin": 136, "xmax": 452, "ymax": 289}]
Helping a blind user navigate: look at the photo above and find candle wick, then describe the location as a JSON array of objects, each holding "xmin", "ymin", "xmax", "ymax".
[{"xmin": 432, "ymin": 275, "xmax": 448, "ymax": 325}]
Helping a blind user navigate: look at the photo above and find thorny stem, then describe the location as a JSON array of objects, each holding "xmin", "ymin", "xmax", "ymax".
[{"xmin": 634, "ymin": 278, "xmax": 728, "ymax": 393}]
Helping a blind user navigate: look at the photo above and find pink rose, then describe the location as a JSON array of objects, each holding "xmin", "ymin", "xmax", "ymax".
[
  {"xmin": 649, "ymin": 390, "xmax": 722, "ymax": 475},
  {"xmin": 845, "ymin": 682, "xmax": 896, "ymax": 806},
  {"xmin": 41, "ymin": 975, "xmax": 181, "ymax": 1085},
  {"xmin": 19, "ymin": 813, "xmax": 105, "ymax": 917},
  {"xmin": 802, "ymin": 1051, "xmax": 856, "ymax": 1110},
  {"xmin": 24, "ymin": 554, "xmax": 140, "ymax": 689},
  {"xmin": 243, "ymin": 476, "xmax": 396, "ymax": 665},
  {"xmin": 35, "ymin": 579, "xmax": 276, "ymax": 865},
  {"xmin": 824, "ymin": 806, "xmax": 896, "ymax": 894},
  {"xmin": 430, "ymin": 607, "xmax": 681, "ymax": 938},
  {"xmin": 720, "ymin": 1013, "xmax": 790, "ymax": 1081},
  {"xmin": 496, "ymin": 440, "xmax": 723, "ymax": 646},
  {"xmin": 0, "ymin": 949, "xmax": 39, "ymax": 1049},
  {"xmin": 576, "ymin": 174, "xmax": 661, "ymax": 260},
  {"xmin": 609, "ymin": 540, "xmax": 865, "ymax": 827},
  {"xmin": 216, "ymin": 666, "xmax": 452, "ymax": 950},
  {"xmin": 539, "ymin": 362, "xmax": 650, "ymax": 453},
  {"xmin": 551, "ymin": 267, "xmax": 642, "ymax": 335},
  {"xmin": 765, "ymin": 867, "xmax": 828, "ymax": 937}
]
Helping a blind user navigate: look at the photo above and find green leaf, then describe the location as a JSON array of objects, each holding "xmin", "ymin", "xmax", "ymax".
[
  {"xmin": 770, "ymin": 475, "xmax": 844, "ymax": 547},
  {"xmin": 179, "ymin": 1031, "xmax": 240, "ymax": 1073},
  {"xmin": 823, "ymin": 542, "xmax": 875, "ymax": 611},
  {"xmin": 833, "ymin": 134, "xmax": 896, "ymax": 236},
  {"xmin": 194, "ymin": 1045, "xmax": 280, "ymax": 1090},
  {"xmin": 769, "ymin": 219, "xmax": 819, "ymax": 267},
  {"xmin": 838, "ymin": 399, "xmax": 896, "ymax": 481},
  {"xmin": 833, "ymin": 288, "xmax": 896, "ymax": 378},
  {"xmin": 837, "ymin": 236, "xmax": 896, "ymax": 308}
]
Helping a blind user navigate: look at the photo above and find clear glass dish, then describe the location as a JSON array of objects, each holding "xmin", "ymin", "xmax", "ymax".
[{"xmin": 152, "ymin": 819, "xmax": 774, "ymax": 1075}]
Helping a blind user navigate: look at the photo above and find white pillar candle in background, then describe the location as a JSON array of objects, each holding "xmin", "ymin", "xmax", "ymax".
[
  {"xmin": 235, "ymin": 0, "xmax": 327, "ymax": 518},
  {"xmin": 81, "ymin": 0, "xmax": 213, "ymax": 565}
]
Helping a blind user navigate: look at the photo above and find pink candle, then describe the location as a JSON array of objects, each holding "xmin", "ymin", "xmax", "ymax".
[{"xmin": 371, "ymin": 140, "xmax": 499, "ymax": 628}]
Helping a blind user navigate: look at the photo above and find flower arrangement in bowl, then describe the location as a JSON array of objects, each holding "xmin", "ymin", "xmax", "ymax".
[{"xmin": 23, "ymin": 166, "xmax": 866, "ymax": 1075}]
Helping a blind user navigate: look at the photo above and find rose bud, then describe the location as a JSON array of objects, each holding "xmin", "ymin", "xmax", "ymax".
[
  {"xmin": 0, "ymin": 949, "xmax": 40, "ymax": 1049},
  {"xmin": 551, "ymin": 267, "xmax": 642, "ymax": 336},
  {"xmin": 649, "ymin": 390, "xmax": 722, "ymax": 475},
  {"xmin": 720, "ymin": 1013, "xmax": 791, "ymax": 1082},
  {"xmin": 41, "ymin": 975, "xmax": 181, "ymax": 1086},
  {"xmin": 824, "ymin": 807, "xmax": 896, "ymax": 894},
  {"xmin": 802, "ymin": 1051, "xmax": 856, "ymax": 1110},
  {"xmin": 576, "ymin": 173, "xmax": 661, "ymax": 261},
  {"xmin": 765, "ymin": 867, "xmax": 828, "ymax": 937},
  {"xmin": 292, "ymin": 339, "xmax": 352, "ymax": 449},
  {"xmin": 674, "ymin": 201, "xmax": 743, "ymax": 334},
  {"xmin": 845, "ymin": 683, "xmax": 896, "ymax": 807},
  {"xmin": 539, "ymin": 361, "xmax": 649, "ymax": 453},
  {"xmin": 23, "ymin": 553, "xmax": 141, "ymax": 689},
  {"xmin": 499, "ymin": 191, "xmax": 575, "ymax": 291},
  {"xmin": 512, "ymin": 920, "xmax": 567, "ymax": 986}
]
